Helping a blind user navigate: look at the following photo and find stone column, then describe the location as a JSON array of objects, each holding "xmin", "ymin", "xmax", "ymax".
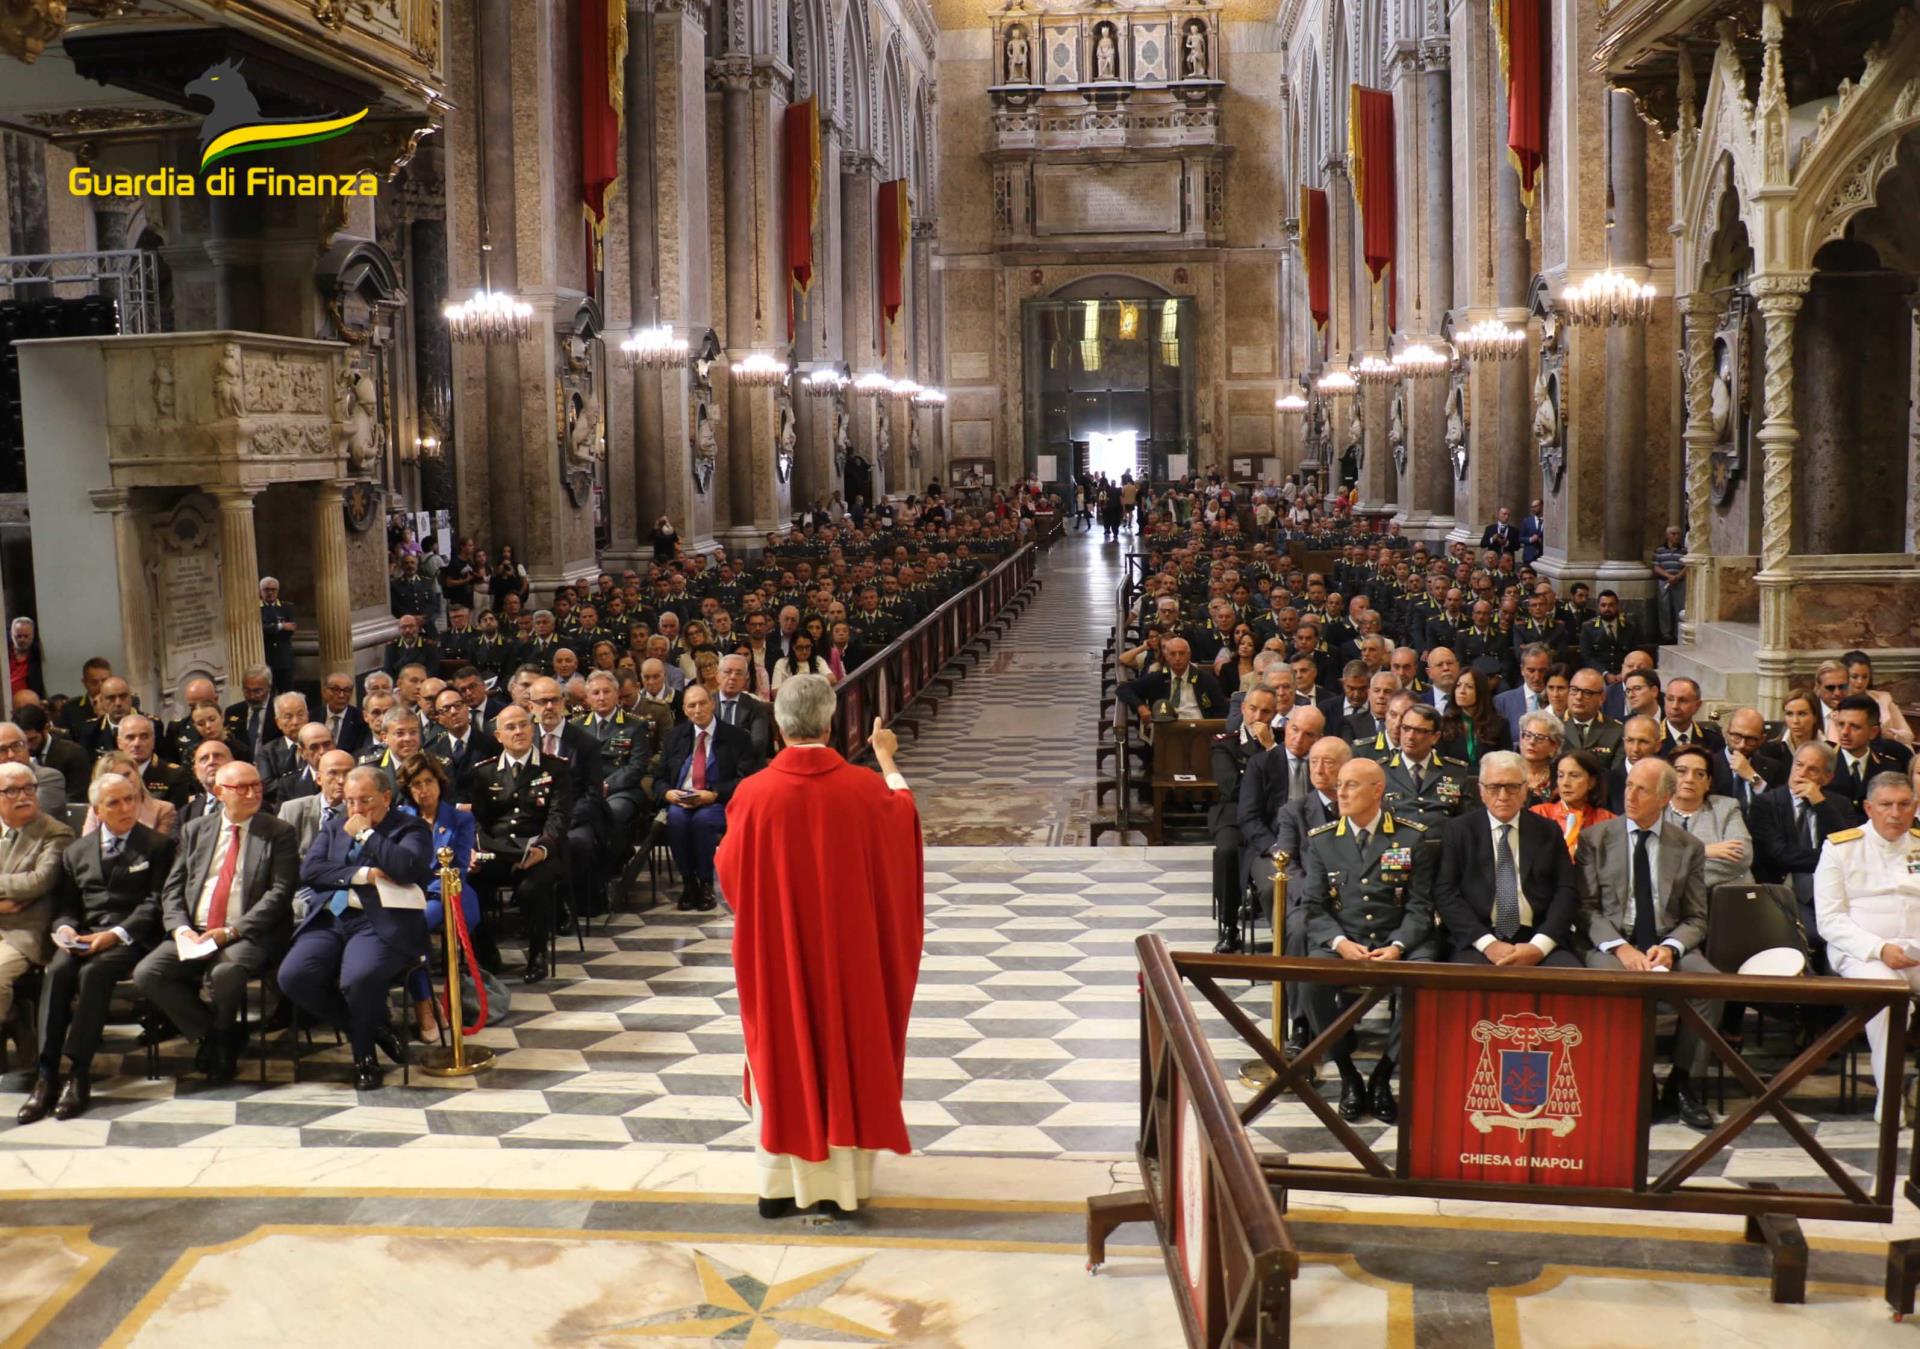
[
  {"xmin": 1752, "ymin": 275, "xmax": 1809, "ymax": 707},
  {"xmin": 1398, "ymin": 48, "xmax": 1457, "ymax": 540},
  {"xmin": 312, "ymin": 480, "xmax": 354, "ymax": 680},
  {"xmin": 1325, "ymin": 160, "xmax": 1356, "ymax": 366},
  {"xmin": 841, "ymin": 154, "xmax": 878, "ymax": 489},
  {"xmin": 1596, "ymin": 90, "xmax": 1654, "ymax": 606},
  {"xmin": 1678, "ymin": 293, "xmax": 1721, "ymax": 642},
  {"xmin": 88, "ymin": 488, "xmax": 154, "ymax": 708},
  {"xmin": 211, "ymin": 486, "xmax": 265, "ymax": 676},
  {"xmin": 1492, "ymin": 93, "xmax": 1532, "ymax": 525},
  {"xmin": 717, "ymin": 56, "xmax": 757, "ymax": 539}
]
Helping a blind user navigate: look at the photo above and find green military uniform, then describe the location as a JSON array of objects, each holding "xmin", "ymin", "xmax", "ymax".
[{"xmin": 1380, "ymin": 751, "xmax": 1472, "ymax": 829}]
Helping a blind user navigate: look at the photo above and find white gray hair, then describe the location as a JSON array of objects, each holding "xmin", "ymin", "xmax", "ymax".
[
  {"xmin": 274, "ymin": 692, "xmax": 308, "ymax": 717},
  {"xmin": 0, "ymin": 761, "xmax": 35, "ymax": 790},
  {"xmin": 772, "ymin": 673, "xmax": 837, "ymax": 741},
  {"xmin": 88, "ymin": 771, "xmax": 136, "ymax": 808},
  {"xmin": 1518, "ymin": 709, "xmax": 1565, "ymax": 744},
  {"xmin": 1478, "ymin": 750, "xmax": 1524, "ymax": 779}
]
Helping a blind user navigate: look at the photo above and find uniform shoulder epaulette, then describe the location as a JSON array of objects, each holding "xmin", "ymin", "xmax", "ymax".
[
  {"xmin": 1396, "ymin": 817, "xmax": 1429, "ymax": 832},
  {"xmin": 1440, "ymin": 756, "xmax": 1468, "ymax": 767},
  {"xmin": 1910, "ymin": 826, "xmax": 1920, "ymax": 839},
  {"xmin": 1828, "ymin": 827, "xmax": 1864, "ymax": 844},
  {"xmin": 1307, "ymin": 819, "xmax": 1340, "ymax": 837}
]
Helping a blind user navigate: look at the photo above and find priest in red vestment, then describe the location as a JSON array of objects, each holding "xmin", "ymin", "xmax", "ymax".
[{"xmin": 716, "ymin": 673, "xmax": 924, "ymax": 1218}]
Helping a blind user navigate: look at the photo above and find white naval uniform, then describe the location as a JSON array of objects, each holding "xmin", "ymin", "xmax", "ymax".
[{"xmin": 1814, "ymin": 823, "xmax": 1920, "ymax": 1120}]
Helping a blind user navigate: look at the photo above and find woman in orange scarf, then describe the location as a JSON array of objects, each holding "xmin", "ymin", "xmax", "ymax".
[{"xmin": 1530, "ymin": 748, "xmax": 1614, "ymax": 858}]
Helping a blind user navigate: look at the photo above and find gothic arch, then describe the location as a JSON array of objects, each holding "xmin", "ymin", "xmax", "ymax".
[
  {"xmin": 1299, "ymin": 38, "xmax": 1322, "ymax": 182},
  {"xmin": 788, "ymin": 0, "xmax": 829, "ymax": 103},
  {"xmin": 840, "ymin": 0, "xmax": 872, "ymax": 154},
  {"xmin": 911, "ymin": 80, "xmax": 933, "ymax": 205},
  {"xmin": 879, "ymin": 32, "xmax": 905, "ymax": 175}
]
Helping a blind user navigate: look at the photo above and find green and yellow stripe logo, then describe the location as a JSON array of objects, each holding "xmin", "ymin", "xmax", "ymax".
[{"xmin": 200, "ymin": 108, "xmax": 369, "ymax": 171}]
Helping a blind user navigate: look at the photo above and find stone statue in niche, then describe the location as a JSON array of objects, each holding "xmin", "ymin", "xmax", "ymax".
[
  {"xmin": 1183, "ymin": 21, "xmax": 1207, "ymax": 79},
  {"xmin": 1094, "ymin": 24, "xmax": 1118, "ymax": 80},
  {"xmin": 337, "ymin": 364, "xmax": 382, "ymax": 476},
  {"xmin": 1005, "ymin": 25, "xmax": 1030, "ymax": 83},
  {"xmin": 876, "ymin": 409, "xmax": 892, "ymax": 469},
  {"xmin": 150, "ymin": 352, "xmax": 175, "ymax": 420},
  {"xmin": 1445, "ymin": 381, "xmax": 1468, "ymax": 479},
  {"xmin": 567, "ymin": 388, "xmax": 605, "ymax": 469},
  {"xmin": 213, "ymin": 342, "xmax": 242, "ymax": 418},
  {"xmin": 1345, "ymin": 399, "xmax": 1364, "ymax": 470},
  {"xmin": 831, "ymin": 398, "xmax": 853, "ymax": 473},
  {"xmin": 1532, "ymin": 366, "xmax": 1557, "ymax": 461},
  {"xmin": 908, "ymin": 415, "xmax": 923, "ymax": 466},
  {"xmin": 1388, "ymin": 390, "xmax": 1407, "ymax": 476},
  {"xmin": 774, "ymin": 385, "xmax": 797, "ymax": 482}
]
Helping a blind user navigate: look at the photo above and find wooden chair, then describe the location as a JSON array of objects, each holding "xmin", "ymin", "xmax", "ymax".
[{"xmin": 1148, "ymin": 717, "xmax": 1225, "ymax": 844}]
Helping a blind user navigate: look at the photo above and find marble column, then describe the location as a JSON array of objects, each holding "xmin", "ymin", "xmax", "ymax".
[
  {"xmin": 88, "ymin": 488, "xmax": 154, "ymax": 708},
  {"xmin": 312, "ymin": 480, "xmax": 354, "ymax": 681},
  {"xmin": 841, "ymin": 154, "xmax": 878, "ymax": 494},
  {"xmin": 1678, "ymin": 293, "xmax": 1720, "ymax": 642},
  {"xmin": 718, "ymin": 57, "xmax": 757, "ymax": 539},
  {"xmin": 212, "ymin": 486, "xmax": 265, "ymax": 676},
  {"xmin": 1492, "ymin": 85, "xmax": 1533, "ymax": 525},
  {"xmin": 1752, "ymin": 276, "xmax": 1809, "ymax": 707},
  {"xmin": 1325, "ymin": 160, "xmax": 1355, "ymax": 367},
  {"xmin": 1398, "ymin": 50, "xmax": 1457, "ymax": 540},
  {"xmin": 1596, "ymin": 91, "xmax": 1653, "ymax": 605}
]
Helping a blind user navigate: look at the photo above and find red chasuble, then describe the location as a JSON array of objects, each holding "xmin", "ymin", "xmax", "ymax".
[{"xmin": 718, "ymin": 746, "xmax": 925, "ymax": 1161}]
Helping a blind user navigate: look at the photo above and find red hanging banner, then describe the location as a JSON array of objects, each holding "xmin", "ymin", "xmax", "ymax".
[
  {"xmin": 1348, "ymin": 83, "xmax": 1397, "ymax": 330},
  {"xmin": 579, "ymin": 0, "xmax": 628, "ymax": 258},
  {"xmin": 1300, "ymin": 186, "xmax": 1329, "ymax": 332},
  {"xmin": 783, "ymin": 98, "xmax": 821, "ymax": 341},
  {"xmin": 876, "ymin": 178, "xmax": 910, "ymax": 357},
  {"xmin": 1494, "ymin": 0, "xmax": 1546, "ymax": 213}
]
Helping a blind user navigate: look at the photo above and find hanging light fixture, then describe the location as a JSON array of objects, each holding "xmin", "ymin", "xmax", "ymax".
[
  {"xmin": 889, "ymin": 378, "xmax": 922, "ymax": 402},
  {"xmin": 1392, "ymin": 342, "xmax": 1452, "ymax": 379},
  {"xmin": 1315, "ymin": 368, "xmax": 1357, "ymax": 395},
  {"xmin": 445, "ymin": 8, "xmax": 533, "ymax": 344},
  {"xmin": 911, "ymin": 386, "xmax": 948, "ymax": 408},
  {"xmin": 1274, "ymin": 391, "xmax": 1308, "ymax": 412},
  {"xmin": 730, "ymin": 351, "xmax": 791, "ymax": 387},
  {"xmin": 617, "ymin": 324, "xmax": 690, "ymax": 370},
  {"xmin": 1454, "ymin": 319, "xmax": 1527, "ymax": 361},
  {"xmin": 1353, "ymin": 354, "xmax": 1397, "ymax": 387},
  {"xmin": 853, "ymin": 369, "xmax": 893, "ymax": 399},
  {"xmin": 1561, "ymin": 269, "xmax": 1656, "ymax": 327},
  {"xmin": 804, "ymin": 366, "xmax": 849, "ymax": 398}
]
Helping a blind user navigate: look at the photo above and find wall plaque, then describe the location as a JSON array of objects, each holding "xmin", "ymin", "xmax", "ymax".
[
  {"xmin": 951, "ymin": 351, "xmax": 992, "ymax": 381},
  {"xmin": 146, "ymin": 496, "xmax": 227, "ymax": 713},
  {"xmin": 1034, "ymin": 161, "xmax": 1182, "ymax": 235}
]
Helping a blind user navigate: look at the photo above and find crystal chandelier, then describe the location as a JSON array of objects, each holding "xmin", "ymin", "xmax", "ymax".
[
  {"xmin": 853, "ymin": 370, "xmax": 893, "ymax": 398},
  {"xmin": 444, "ymin": 289, "xmax": 534, "ymax": 345},
  {"xmin": 618, "ymin": 324, "xmax": 690, "ymax": 369},
  {"xmin": 1353, "ymin": 355, "xmax": 1398, "ymax": 387},
  {"xmin": 1274, "ymin": 391, "xmax": 1308, "ymax": 412},
  {"xmin": 889, "ymin": 378, "xmax": 922, "ymax": 402},
  {"xmin": 803, "ymin": 367, "xmax": 849, "ymax": 398},
  {"xmin": 1454, "ymin": 319, "xmax": 1527, "ymax": 361},
  {"xmin": 1392, "ymin": 342, "xmax": 1452, "ymax": 379},
  {"xmin": 910, "ymin": 386, "xmax": 947, "ymax": 408},
  {"xmin": 1315, "ymin": 368, "xmax": 1358, "ymax": 395},
  {"xmin": 730, "ymin": 351, "xmax": 791, "ymax": 387},
  {"xmin": 1561, "ymin": 270, "xmax": 1656, "ymax": 327}
]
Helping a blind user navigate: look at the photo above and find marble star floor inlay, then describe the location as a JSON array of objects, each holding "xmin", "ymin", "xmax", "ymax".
[{"xmin": 5, "ymin": 533, "xmax": 1920, "ymax": 1345}]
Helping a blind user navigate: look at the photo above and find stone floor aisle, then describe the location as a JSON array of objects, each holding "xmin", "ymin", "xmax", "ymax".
[{"xmin": 891, "ymin": 525, "xmax": 1123, "ymax": 845}]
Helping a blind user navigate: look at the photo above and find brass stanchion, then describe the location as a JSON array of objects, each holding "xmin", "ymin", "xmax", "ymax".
[
  {"xmin": 420, "ymin": 846, "xmax": 495, "ymax": 1077},
  {"xmin": 1238, "ymin": 854, "xmax": 1288, "ymax": 1090}
]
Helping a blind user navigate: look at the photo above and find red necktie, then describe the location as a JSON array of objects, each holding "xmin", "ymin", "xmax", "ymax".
[
  {"xmin": 205, "ymin": 824, "xmax": 241, "ymax": 930},
  {"xmin": 691, "ymin": 730, "xmax": 708, "ymax": 790}
]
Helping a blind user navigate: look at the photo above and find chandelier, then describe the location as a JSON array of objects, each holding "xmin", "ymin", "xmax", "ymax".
[
  {"xmin": 1315, "ymin": 368, "xmax": 1358, "ymax": 395},
  {"xmin": 803, "ymin": 367, "xmax": 849, "ymax": 398},
  {"xmin": 730, "ymin": 351, "xmax": 791, "ymax": 387},
  {"xmin": 1561, "ymin": 269, "xmax": 1656, "ymax": 327},
  {"xmin": 444, "ymin": 289, "xmax": 534, "ymax": 345},
  {"xmin": 1274, "ymin": 391, "xmax": 1308, "ymax": 412},
  {"xmin": 911, "ymin": 386, "xmax": 948, "ymax": 408},
  {"xmin": 853, "ymin": 370, "xmax": 893, "ymax": 398},
  {"xmin": 1454, "ymin": 319, "xmax": 1527, "ymax": 361},
  {"xmin": 1393, "ymin": 343, "xmax": 1452, "ymax": 379},
  {"xmin": 618, "ymin": 324, "xmax": 690, "ymax": 369},
  {"xmin": 1353, "ymin": 354, "xmax": 1398, "ymax": 387},
  {"xmin": 889, "ymin": 378, "xmax": 922, "ymax": 402}
]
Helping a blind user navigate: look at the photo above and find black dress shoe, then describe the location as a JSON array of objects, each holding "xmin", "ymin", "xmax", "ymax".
[
  {"xmin": 554, "ymin": 909, "xmax": 576, "ymax": 936},
  {"xmin": 372, "ymin": 1023, "xmax": 405, "ymax": 1066},
  {"xmin": 16, "ymin": 1075, "xmax": 55, "ymax": 1125},
  {"xmin": 1369, "ymin": 1075, "xmax": 1398, "ymax": 1126},
  {"xmin": 675, "ymin": 886, "xmax": 697, "ymax": 913},
  {"xmin": 207, "ymin": 1039, "xmax": 239, "ymax": 1086},
  {"xmin": 51, "ymin": 1073, "xmax": 90, "ymax": 1121},
  {"xmin": 1338, "ymin": 1078, "xmax": 1366, "ymax": 1122},
  {"xmin": 1284, "ymin": 1021, "xmax": 1311, "ymax": 1059},
  {"xmin": 194, "ymin": 1036, "xmax": 217, "ymax": 1074},
  {"xmin": 693, "ymin": 886, "xmax": 717, "ymax": 913},
  {"xmin": 1672, "ymin": 1080, "xmax": 1713, "ymax": 1130},
  {"xmin": 261, "ymin": 999, "xmax": 293, "ymax": 1033},
  {"xmin": 814, "ymin": 1200, "xmax": 848, "ymax": 1219},
  {"xmin": 1212, "ymin": 932, "xmax": 1242, "ymax": 954},
  {"xmin": 757, "ymin": 1196, "xmax": 796, "ymax": 1220},
  {"xmin": 521, "ymin": 957, "xmax": 548, "ymax": 985},
  {"xmin": 353, "ymin": 1056, "xmax": 383, "ymax": 1091}
]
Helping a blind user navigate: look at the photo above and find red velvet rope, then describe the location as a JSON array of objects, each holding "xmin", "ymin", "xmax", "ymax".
[{"xmin": 437, "ymin": 880, "xmax": 490, "ymax": 1036}]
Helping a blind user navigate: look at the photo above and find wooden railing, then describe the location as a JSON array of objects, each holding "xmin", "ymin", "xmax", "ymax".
[{"xmin": 831, "ymin": 544, "xmax": 1038, "ymax": 761}]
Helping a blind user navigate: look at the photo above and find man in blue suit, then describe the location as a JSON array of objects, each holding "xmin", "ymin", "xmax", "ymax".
[
  {"xmin": 278, "ymin": 764, "xmax": 434, "ymax": 1089},
  {"xmin": 1492, "ymin": 642, "xmax": 1553, "ymax": 745},
  {"xmin": 657, "ymin": 684, "xmax": 759, "ymax": 911}
]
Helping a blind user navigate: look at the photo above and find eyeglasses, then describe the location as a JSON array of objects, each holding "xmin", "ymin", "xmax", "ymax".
[
  {"xmin": 0, "ymin": 784, "xmax": 34, "ymax": 798},
  {"xmin": 221, "ymin": 782, "xmax": 264, "ymax": 795},
  {"xmin": 1481, "ymin": 781, "xmax": 1525, "ymax": 794},
  {"xmin": 1519, "ymin": 730, "xmax": 1558, "ymax": 744},
  {"xmin": 1820, "ymin": 683, "xmax": 1847, "ymax": 693}
]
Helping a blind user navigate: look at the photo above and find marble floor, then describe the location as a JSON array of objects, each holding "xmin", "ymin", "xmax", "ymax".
[{"xmin": 6, "ymin": 530, "xmax": 1920, "ymax": 1346}]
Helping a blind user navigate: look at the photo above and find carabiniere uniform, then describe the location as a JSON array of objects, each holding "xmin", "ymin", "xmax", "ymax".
[
  {"xmin": 1380, "ymin": 752, "xmax": 1472, "ymax": 830},
  {"xmin": 1298, "ymin": 813, "xmax": 1439, "ymax": 961}
]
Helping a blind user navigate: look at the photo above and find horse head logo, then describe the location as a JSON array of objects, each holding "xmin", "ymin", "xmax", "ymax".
[{"xmin": 184, "ymin": 59, "xmax": 368, "ymax": 172}]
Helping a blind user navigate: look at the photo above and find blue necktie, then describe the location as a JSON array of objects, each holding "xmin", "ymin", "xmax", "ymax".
[{"xmin": 326, "ymin": 835, "xmax": 366, "ymax": 916}]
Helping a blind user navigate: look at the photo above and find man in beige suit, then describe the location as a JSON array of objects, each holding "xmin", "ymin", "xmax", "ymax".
[
  {"xmin": 1578, "ymin": 755, "xmax": 1717, "ymax": 1130},
  {"xmin": 0, "ymin": 760, "xmax": 75, "ymax": 1027}
]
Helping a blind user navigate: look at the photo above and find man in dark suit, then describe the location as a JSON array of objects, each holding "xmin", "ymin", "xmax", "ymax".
[
  {"xmin": 1578, "ymin": 757, "xmax": 1717, "ymax": 1129},
  {"xmin": 657, "ymin": 685, "xmax": 758, "ymax": 912},
  {"xmin": 80, "ymin": 675, "xmax": 138, "ymax": 758},
  {"xmin": 1267, "ymin": 736, "xmax": 1350, "ymax": 1054},
  {"xmin": 132, "ymin": 761, "xmax": 299, "ymax": 1082},
  {"xmin": 467, "ymin": 704, "xmax": 573, "ymax": 982},
  {"xmin": 1657, "ymin": 677, "xmax": 1725, "ymax": 757},
  {"xmin": 1493, "ymin": 644, "xmax": 1554, "ymax": 745},
  {"xmin": 1480, "ymin": 507, "xmax": 1518, "ymax": 556},
  {"xmin": 1434, "ymin": 751, "xmax": 1582, "ymax": 968},
  {"xmin": 1209, "ymin": 688, "xmax": 1277, "ymax": 954},
  {"xmin": 319, "ymin": 672, "xmax": 372, "ymax": 757},
  {"xmin": 1114, "ymin": 637, "xmax": 1228, "ymax": 726},
  {"xmin": 713, "ymin": 655, "xmax": 775, "ymax": 761},
  {"xmin": 16, "ymin": 704, "xmax": 89, "ymax": 801},
  {"xmin": 178, "ymin": 739, "xmax": 234, "ymax": 825},
  {"xmin": 1751, "ymin": 741, "xmax": 1859, "ymax": 964},
  {"xmin": 431, "ymin": 687, "xmax": 500, "ymax": 786},
  {"xmin": 1829, "ymin": 695, "xmax": 1914, "ymax": 810},
  {"xmin": 20, "ymin": 771, "xmax": 173, "ymax": 1123},
  {"xmin": 528, "ymin": 675, "xmax": 612, "ymax": 927},
  {"xmin": 1717, "ymin": 706, "xmax": 1773, "ymax": 819},
  {"xmin": 278, "ymin": 764, "xmax": 434, "ymax": 1089},
  {"xmin": 223, "ymin": 666, "xmax": 277, "ymax": 758},
  {"xmin": 1562, "ymin": 669, "xmax": 1624, "ymax": 767},
  {"xmin": 116, "ymin": 715, "xmax": 192, "ymax": 809},
  {"xmin": 267, "ymin": 723, "xmax": 333, "ymax": 807},
  {"xmin": 252, "ymin": 693, "xmax": 311, "ymax": 788}
]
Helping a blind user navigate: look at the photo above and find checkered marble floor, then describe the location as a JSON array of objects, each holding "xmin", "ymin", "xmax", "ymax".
[{"xmin": 0, "ymin": 846, "xmax": 1902, "ymax": 1195}]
